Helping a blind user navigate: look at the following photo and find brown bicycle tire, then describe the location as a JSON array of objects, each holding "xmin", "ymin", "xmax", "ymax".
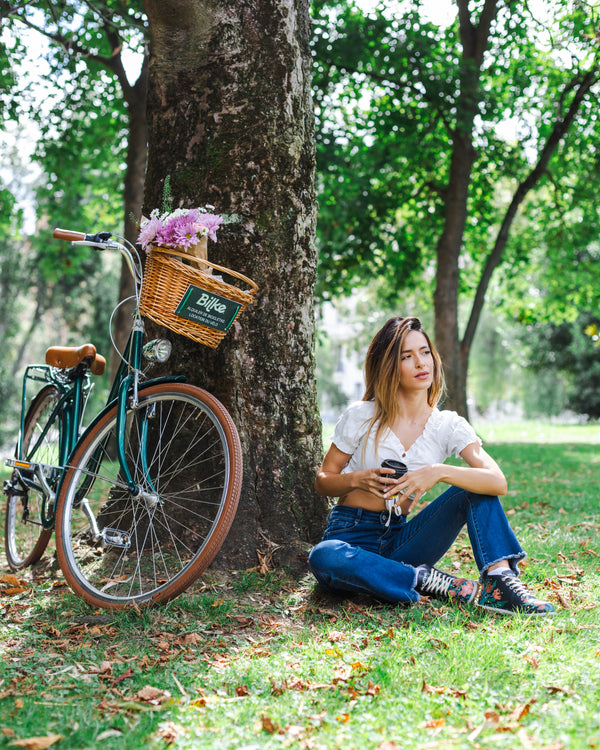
[
  {"xmin": 54, "ymin": 382, "xmax": 242, "ymax": 609},
  {"xmin": 4, "ymin": 385, "xmax": 58, "ymax": 570}
]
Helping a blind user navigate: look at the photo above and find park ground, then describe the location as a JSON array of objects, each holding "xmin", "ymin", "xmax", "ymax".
[{"xmin": 1, "ymin": 421, "xmax": 599, "ymax": 749}]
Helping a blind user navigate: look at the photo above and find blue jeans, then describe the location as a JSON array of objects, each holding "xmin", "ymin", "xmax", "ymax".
[{"xmin": 308, "ymin": 486, "xmax": 526, "ymax": 603}]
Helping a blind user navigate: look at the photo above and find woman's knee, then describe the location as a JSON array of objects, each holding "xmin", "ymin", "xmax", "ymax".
[
  {"xmin": 448, "ymin": 486, "xmax": 499, "ymax": 509},
  {"xmin": 308, "ymin": 539, "xmax": 356, "ymax": 575}
]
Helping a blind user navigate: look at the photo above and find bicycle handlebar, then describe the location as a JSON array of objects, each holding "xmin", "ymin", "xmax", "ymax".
[
  {"xmin": 53, "ymin": 228, "xmax": 113, "ymax": 243},
  {"xmin": 53, "ymin": 227, "xmax": 143, "ymax": 295},
  {"xmin": 53, "ymin": 228, "xmax": 86, "ymax": 241}
]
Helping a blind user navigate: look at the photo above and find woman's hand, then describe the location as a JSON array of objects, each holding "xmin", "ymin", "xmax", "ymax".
[
  {"xmin": 316, "ymin": 445, "xmax": 412, "ymax": 501},
  {"xmin": 383, "ymin": 465, "xmax": 442, "ymax": 514}
]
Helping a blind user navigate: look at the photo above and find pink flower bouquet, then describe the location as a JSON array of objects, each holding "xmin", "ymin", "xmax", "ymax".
[{"xmin": 137, "ymin": 207, "xmax": 223, "ymax": 252}]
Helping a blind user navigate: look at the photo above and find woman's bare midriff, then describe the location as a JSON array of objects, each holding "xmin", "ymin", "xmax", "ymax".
[{"xmin": 338, "ymin": 489, "xmax": 387, "ymax": 512}]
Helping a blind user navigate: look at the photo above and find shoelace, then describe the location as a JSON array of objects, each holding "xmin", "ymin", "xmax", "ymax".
[
  {"xmin": 499, "ymin": 574, "xmax": 536, "ymax": 601},
  {"xmin": 420, "ymin": 567, "xmax": 455, "ymax": 596}
]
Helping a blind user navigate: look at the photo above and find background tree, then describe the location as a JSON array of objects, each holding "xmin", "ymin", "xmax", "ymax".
[
  {"xmin": 3, "ymin": 0, "xmax": 149, "ymax": 376},
  {"xmin": 312, "ymin": 0, "xmax": 600, "ymax": 416},
  {"xmin": 524, "ymin": 312, "xmax": 600, "ymax": 419},
  {"xmin": 141, "ymin": 0, "xmax": 327, "ymax": 569}
]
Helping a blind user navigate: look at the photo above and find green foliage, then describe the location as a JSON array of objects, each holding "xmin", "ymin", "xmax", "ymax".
[
  {"xmin": 311, "ymin": 0, "xmax": 600, "ymax": 324},
  {"xmin": 31, "ymin": 64, "xmax": 127, "ymax": 298},
  {"xmin": 0, "ymin": 186, "xmax": 26, "ymax": 442},
  {"xmin": 0, "ymin": 0, "xmax": 148, "ymax": 432},
  {"xmin": 312, "ymin": 0, "xmax": 449, "ymax": 301},
  {"xmin": 523, "ymin": 312, "xmax": 600, "ymax": 419},
  {"xmin": 0, "ymin": 36, "xmax": 20, "ymax": 124}
]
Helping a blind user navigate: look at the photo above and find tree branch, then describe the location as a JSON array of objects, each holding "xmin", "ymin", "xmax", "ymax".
[
  {"xmin": 320, "ymin": 56, "xmax": 456, "ymax": 138},
  {"xmin": 8, "ymin": 4, "xmax": 147, "ymax": 99},
  {"xmin": 10, "ymin": 13, "xmax": 115, "ymax": 68},
  {"xmin": 462, "ymin": 64, "xmax": 600, "ymax": 352}
]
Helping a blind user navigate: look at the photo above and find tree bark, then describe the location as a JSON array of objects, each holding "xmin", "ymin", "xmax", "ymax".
[{"xmin": 142, "ymin": 0, "xmax": 327, "ymax": 571}]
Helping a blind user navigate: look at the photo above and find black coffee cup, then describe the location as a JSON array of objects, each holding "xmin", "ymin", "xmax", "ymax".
[{"xmin": 381, "ymin": 459, "xmax": 407, "ymax": 479}]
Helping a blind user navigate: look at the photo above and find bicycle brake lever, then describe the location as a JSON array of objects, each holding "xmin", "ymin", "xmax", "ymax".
[{"xmin": 85, "ymin": 231, "xmax": 112, "ymax": 242}]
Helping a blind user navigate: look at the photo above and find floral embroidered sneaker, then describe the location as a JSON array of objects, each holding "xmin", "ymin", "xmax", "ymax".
[
  {"xmin": 477, "ymin": 570, "xmax": 555, "ymax": 615},
  {"xmin": 415, "ymin": 565, "xmax": 478, "ymax": 605}
]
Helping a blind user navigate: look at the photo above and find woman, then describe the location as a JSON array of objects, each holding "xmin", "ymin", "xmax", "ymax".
[{"xmin": 309, "ymin": 317, "xmax": 554, "ymax": 616}]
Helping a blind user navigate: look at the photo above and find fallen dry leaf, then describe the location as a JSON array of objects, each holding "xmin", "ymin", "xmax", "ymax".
[
  {"xmin": 522, "ymin": 654, "xmax": 540, "ymax": 669},
  {"xmin": 366, "ymin": 681, "xmax": 380, "ymax": 696},
  {"xmin": 420, "ymin": 717, "xmax": 446, "ymax": 729},
  {"xmin": 261, "ymin": 715, "xmax": 282, "ymax": 734},
  {"xmin": 180, "ymin": 632, "xmax": 202, "ymax": 645},
  {"xmin": 508, "ymin": 699, "xmax": 536, "ymax": 723},
  {"xmin": 88, "ymin": 661, "xmax": 113, "ymax": 676},
  {"xmin": 11, "ymin": 734, "xmax": 63, "ymax": 750},
  {"xmin": 544, "ymin": 685, "xmax": 575, "ymax": 696},
  {"xmin": 0, "ymin": 574, "xmax": 23, "ymax": 588},
  {"xmin": 134, "ymin": 685, "xmax": 171, "ymax": 705},
  {"xmin": 109, "ymin": 667, "xmax": 133, "ymax": 688},
  {"xmin": 421, "ymin": 678, "xmax": 446, "ymax": 695},
  {"xmin": 0, "ymin": 573, "xmax": 27, "ymax": 596},
  {"xmin": 484, "ymin": 709, "xmax": 501, "ymax": 724},
  {"xmin": 231, "ymin": 616, "xmax": 253, "ymax": 628},
  {"xmin": 154, "ymin": 721, "xmax": 182, "ymax": 745}
]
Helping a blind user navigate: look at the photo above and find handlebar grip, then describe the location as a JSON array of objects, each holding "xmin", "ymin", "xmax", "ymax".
[{"xmin": 53, "ymin": 228, "xmax": 87, "ymax": 241}]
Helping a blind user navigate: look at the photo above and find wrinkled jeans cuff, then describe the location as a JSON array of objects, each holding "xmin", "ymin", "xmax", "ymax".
[{"xmin": 479, "ymin": 552, "xmax": 527, "ymax": 581}]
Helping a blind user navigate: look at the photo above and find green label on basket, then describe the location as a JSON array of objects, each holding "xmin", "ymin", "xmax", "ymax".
[{"xmin": 175, "ymin": 285, "xmax": 242, "ymax": 332}]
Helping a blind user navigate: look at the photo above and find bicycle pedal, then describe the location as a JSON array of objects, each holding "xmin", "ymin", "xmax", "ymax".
[
  {"xmin": 102, "ymin": 528, "xmax": 132, "ymax": 549},
  {"xmin": 6, "ymin": 458, "xmax": 55, "ymax": 474},
  {"xmin": 6, "ymin": 458, "xmax": 32, "ymax": 469}
]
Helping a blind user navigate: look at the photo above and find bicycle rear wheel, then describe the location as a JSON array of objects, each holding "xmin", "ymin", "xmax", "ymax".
[
  {"xmin": 54, "ymin": 382, "xmax": 242, "ymax": 609},
  {"xmin": 4, "ymin": 385, "xmax": 59, "ymax": 570}
]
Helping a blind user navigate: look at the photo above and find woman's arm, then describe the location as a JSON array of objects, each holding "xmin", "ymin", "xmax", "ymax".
[
  {"xmin": 315, "ymin": 443, "xmax": 392, "ymax": 500},
  {"xmin": 436, "ymin": 442, "xmax": 507, "ymax": 496},
  {"xmin": 383, "ymin": 442, "xmax": 508, "ymax": 512}
]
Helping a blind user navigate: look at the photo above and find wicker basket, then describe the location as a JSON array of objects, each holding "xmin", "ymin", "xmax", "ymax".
[{"xmin": 139, "ymin": 244, "xmax": 258, "ymax": 348}]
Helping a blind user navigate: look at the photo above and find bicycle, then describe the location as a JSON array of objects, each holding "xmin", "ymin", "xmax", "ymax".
[{"xmin": 3, "ymin": 228, "xmax": 250, "ymax": 610}]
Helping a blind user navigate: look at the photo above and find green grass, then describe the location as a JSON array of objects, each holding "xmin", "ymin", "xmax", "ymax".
[{"xmin": 1, "ymin": 421, "xmax": 600, "ymax": 749}]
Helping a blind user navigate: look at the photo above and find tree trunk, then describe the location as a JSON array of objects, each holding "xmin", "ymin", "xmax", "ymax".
[
  {"xmin": 433, "ymin": 143, "xmax": 472, "ymax": 416},
  {"xmin": 142, "ymin": 0, "xmax": 327, "ymax": 572},
  {"xmin": 434, "ymin": 0, "xmax": 498, "ymax": 417},
  {"xmin": 109, "ymin": 53, "xmax": 150, "ymax": 381}
]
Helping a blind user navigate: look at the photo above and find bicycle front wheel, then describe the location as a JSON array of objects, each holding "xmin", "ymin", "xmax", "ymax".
[
  {"xmin": 5, "ymin": 385, "xmax": 59, "ymax": 570},
  {"xmin": 55, "ymin": 383, "xmax": 242, "ymax": 609}
]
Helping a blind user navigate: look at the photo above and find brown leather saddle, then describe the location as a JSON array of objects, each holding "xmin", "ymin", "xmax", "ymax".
[{"xmin": 45, "ymin": 343, "xmax": 106, "ymax": 376}]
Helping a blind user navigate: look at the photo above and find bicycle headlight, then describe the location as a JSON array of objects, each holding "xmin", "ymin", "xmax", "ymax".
[{"xmin": 142, "ymin": 338, "xmax": 172, "ymax": 363}]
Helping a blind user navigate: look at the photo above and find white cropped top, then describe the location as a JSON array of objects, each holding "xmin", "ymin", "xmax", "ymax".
[{"xmin": 331, "ymin": 400, "xmax": 481, "ymax": 473}]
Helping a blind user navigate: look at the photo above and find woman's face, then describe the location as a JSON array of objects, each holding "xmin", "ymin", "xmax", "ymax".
[{"xmin": 398, "ymin": 330, "xmax": 434, "ymax": 392}]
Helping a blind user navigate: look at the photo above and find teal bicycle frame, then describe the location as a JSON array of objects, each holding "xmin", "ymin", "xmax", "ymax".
[
  {"xmin": 47, "ymin": 312, "xmax": 185, "ymax": 525},
  {"xmin": 11, "ymin": 298, "xmax": 184, "ymax": 533}
]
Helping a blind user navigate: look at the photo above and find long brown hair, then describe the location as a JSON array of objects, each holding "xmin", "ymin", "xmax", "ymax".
[{"xmin": 362, "ymin": 317, "xmax": 445, "ymax": 453}]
